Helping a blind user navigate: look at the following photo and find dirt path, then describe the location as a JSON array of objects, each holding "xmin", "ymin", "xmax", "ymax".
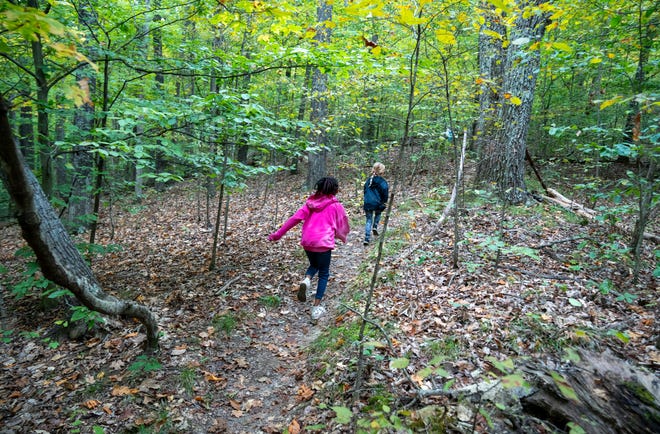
[
  {"xmin": 0, "ymin": 182, "xmax": 370, "ymax": 433},
  {"xmin": 197, "ymin": 222, "xmax": 366, "ymax": 433}
]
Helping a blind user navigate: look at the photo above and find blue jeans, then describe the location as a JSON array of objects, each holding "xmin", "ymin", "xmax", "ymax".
[
  {"xmin": 364, "ymin": 210, "xmax": 382, "ymax": 242},
  {"xmin": 304, "ymin": 250, "xmax": 332, "ymax": 300}
]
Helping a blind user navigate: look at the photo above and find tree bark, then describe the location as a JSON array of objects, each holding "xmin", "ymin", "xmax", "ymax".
[
  {"xmin": 306, "ymin": 0, "xmax": 332, "ymax": 189},
  {"xmin": 0, "ymin": 97, "xmax": 159, "ymax": 351},
  {"xmin": 67, "ymin": 0, "xmax": 96, "ymax": 232},
  {"xmin": 475, "ymin": 1, "xmax": 548, "ymax": 204},
  {"xmin": 28, "ymin": 0, "xmax": 54, "ymax": 198}
]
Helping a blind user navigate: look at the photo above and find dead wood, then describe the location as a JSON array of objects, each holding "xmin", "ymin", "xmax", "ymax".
[
  {"xmin": 398, "ymin": 131, "xmax": 468, "ymax": 260},
  {"xmin": 543, "ymin": 188, "xmax": 659, "ymax": 244},
  {"xmin": 520, "ymin": 349, "xmax": 660, "ymax": 434}
]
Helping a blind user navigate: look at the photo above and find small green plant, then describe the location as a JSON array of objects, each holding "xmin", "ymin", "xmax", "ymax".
[
  {"xmin": 19, "ymin": 330, "xmax": 60, "ymax": 348},
  {"xmin": 11, "ymin": 261, "xmax": 51, "ymax": 298},
  {"xmin": 213, "ymin": 313, "xmax": 238, "ymax": 337},
  {"xmin": 128, "ymin": 355, "xmax": 162, "ymax": 376},
  {"xmin": 0, "ymin": 329, "xmax": 12, "ymax": 343},
  {"xmin": 179, "ymin": 366, "xmax": 197, "ymax": 395},
  {"xmin": 258, "ymin": 294, "xmax": 281, "ymax": 308},
  {"xmin": 423, "ymin": 336, "xmax": 463, "ymax": 360}
]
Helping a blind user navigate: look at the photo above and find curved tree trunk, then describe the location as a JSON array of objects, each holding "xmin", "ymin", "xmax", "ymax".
[{"xmin": 0, "ymin": 97, "xmax": 159, "ymax": 351}]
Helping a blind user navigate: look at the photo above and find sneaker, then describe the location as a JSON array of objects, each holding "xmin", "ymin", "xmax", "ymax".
[
  {"xmin": 311, "ymin": 305, "xmax": 326, "ymax": 321},
  {"xmin": 297, "ymin": 277, "xmax": 310, "ymax": 302},
  {"xmin": 372, "ymin": 229, "xmax": 379, "ymax": 236}
]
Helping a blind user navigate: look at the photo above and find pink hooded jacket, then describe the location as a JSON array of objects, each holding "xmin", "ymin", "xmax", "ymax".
[{"xmin": 268, "ymin": 194, "xmax": 350, "ymax": 252}]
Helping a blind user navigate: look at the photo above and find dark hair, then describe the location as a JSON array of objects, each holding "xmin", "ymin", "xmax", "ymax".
[{"xmin": 314, "ymin": 177, "xmax": 339, "ymax": 196}]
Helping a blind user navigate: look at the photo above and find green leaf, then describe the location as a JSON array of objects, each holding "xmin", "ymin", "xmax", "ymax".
[
  {"xmin": 390, "ymin": 357, "xmax": 410, "ymax": 369},
  {"xmin": 551, "ymin": 42, "xmax": 572, "ymax": 52},
  {"xmin": 331, "ymin": 406, "xmax": 352, "ymax": 424},
  {"xmin": 501, "ymin": 374, "xmax": 529, "ymax": 389},
  {"xmin": 550, "ymin": 371, "xmax": 580, "ymax": 403},
  {"xmin": 567, "ymin": 422, "xmax": 586, "ymax": 434},
  {"xmin": 563, "ymin": 347, "xmax": 581, "ymax": 363},
  {"xmin": 568, "ymin": 298, "xmax": 582, "ymax": 307}
]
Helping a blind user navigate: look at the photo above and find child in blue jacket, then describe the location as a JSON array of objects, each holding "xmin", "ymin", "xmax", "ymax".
[{"xmin": 363, "ymin": 162, "xmax": 388, "ymax": 245}]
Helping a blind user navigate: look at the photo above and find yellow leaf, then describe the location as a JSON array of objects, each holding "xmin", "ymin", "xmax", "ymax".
[
  {"xmin": 589, "ymin": 57, "xmax": 602, "ymax": 64},
  {"xmin": 397, "ymin": 6, "xmax": 426, "ymax": 26},
  {"xmin": 371, "ymin": 45, "xmax": 382, "ymax": 56},
  {"xmin": 482, "ymin": 29, "xmax": 503, "ymax": 40},
  {"xmin": 551, "ymin": 42, "xmax": 572, "ymax": 52},
  {"xmin": 600, "ymin": 96, "xmax": 621, "ymax": 110},
  {"xmin": 203, "ymin": 371, "xmax": 225, "ymax": 382},
  {"xmin": 510, "ymin": 96, "xmax": 522, "ymax": 105},
  {"xmin": 435, "ymin": 29, "xmax": 456, "ymax": 45}
]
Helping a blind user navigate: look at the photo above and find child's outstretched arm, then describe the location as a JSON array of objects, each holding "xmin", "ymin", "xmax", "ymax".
[{"xmin": 268, "ymin": 205, "xmax": 309, "ymax": 241}]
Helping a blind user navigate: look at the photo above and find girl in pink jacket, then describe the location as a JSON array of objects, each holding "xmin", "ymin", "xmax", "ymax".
[{"xmin": 268, "ymin": 177, "xmax": 350, "ymax": 321}]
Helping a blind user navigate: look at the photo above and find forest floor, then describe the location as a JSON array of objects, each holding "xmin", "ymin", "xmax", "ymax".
[{"xmin": 0, "ymin": 164, "xmax": 658, "ymax": 433}]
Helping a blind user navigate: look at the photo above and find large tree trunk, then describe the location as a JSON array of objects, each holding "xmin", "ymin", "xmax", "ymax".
[
  {"xmin": 474, "ymin": 1, "xmax": 505, "ymax": 159},
  {"xmin": 306, "ymin": 0, "xmax": 332, "ymax": 189},
  {"xmin": 475, "ymin": 1, "xmax": 548, "ymax": 204},
  {"xmin": 0, "ymin": 97, "xmax": 159, "ymax": 351}
]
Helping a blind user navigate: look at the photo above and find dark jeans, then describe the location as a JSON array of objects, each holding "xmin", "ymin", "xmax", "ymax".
[
  {"xmin": 304, "ymin": 249, "xmax": 332, "ymax": 300},
  {"xmin": 364, "ymin": 210, "xmax": 382, "ymax": 242}
]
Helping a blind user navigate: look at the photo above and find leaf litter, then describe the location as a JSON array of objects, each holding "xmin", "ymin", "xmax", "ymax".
[{"xmin": 0, "ymin": 168, "xmax": 657, "ymax": 433}]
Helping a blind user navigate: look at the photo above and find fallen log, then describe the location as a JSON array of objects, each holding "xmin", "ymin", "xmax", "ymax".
[
  {"xmin": 543, "ymin": 188, "xmax": 659, "ymax": 243},
  {"xmin": 520, "ymin": 349, "xmax": 660, "ymax": 434}
]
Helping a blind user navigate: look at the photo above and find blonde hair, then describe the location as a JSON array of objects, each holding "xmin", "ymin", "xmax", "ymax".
[{"xmin": 372, "ymin": 162, "xmax": 385, "ymax": 176}]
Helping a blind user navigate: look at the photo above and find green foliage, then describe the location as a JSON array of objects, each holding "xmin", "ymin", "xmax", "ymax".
[
  {"xmin": 0, "ymin": 329, "xmax": 12, "ymax": 344},
  {"xmin": 179, "ymin": 367, "xmax": 197, "ymax": 396},
  {"xmin": 10, "ymin": 262, "xmax": 51, "ymax": 298},
  {"xmin": 212, "ymin": 313, "xmax": 238, "ymax": 337},
  {"xmin": 128, "ymin": 355, "xmax": 162, "ymax": 376},
  {"xmin": 472, "ymin": 233, "xmax": 541, "ymax": 262},
  {"xmin": 258, "ymin": 295, "xmax": 281, "ymax": 308},
  {"xmin": 422, "ymin": 336, "xmax": 464, "ymax": 360}
]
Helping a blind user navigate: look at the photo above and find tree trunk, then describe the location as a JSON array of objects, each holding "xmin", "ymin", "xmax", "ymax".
[
  {"xmin": 18, "ymin": 105, "xmax": 35, "ymax": 170},
  {"xmin": 28, "ymin": 0, "xmax": 54, "ymax": 198},
  {"xmin": 622, "ymin": 1, "xmax": 657, "ymax": 159},
  {"xmin": 475, "ymin": 1, "xmax": 548, "ymax": 204},
  {"xmin": 0, "ymin": 97, "xmax": 159, "ymax": 351},
  {"xmin": 306, "ymin": 0, "xmax": 332, "ymax": 189},
  {"xmin": 152, "ymin": 0, "xmax": 166, "ymax": 191},
  {"xmin": 474, "ymin": 1, "xmax": 505, "ymax": 161},
  {"xmin": 66, "ymin": 1, "xmax": 97, "ymax": 233}
]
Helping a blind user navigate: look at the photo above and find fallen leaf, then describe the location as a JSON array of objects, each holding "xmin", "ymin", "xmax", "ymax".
[
  {"xmin": 297, "ymin": 384, "xmax": 314, "ymax": 401},
  {"xmin": 203, "ymin": 371, "xmax": 225, "ymax": 382},
  {"xmin": 111, "ymin": 385, "xmax": 139, "ymax": 396},
  {"xmin": 288, "ymin": 419, "xmax": 301, "ymax": 434},
  {"xmin": 83, "ymin": 399, "xmax": 101, "ymax": 409}
]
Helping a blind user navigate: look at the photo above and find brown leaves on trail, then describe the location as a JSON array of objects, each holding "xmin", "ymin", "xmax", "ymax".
[
  {"xmin": 288, "ymin": 418, "xmax": 301, "ymax": 434},
  {"xmin": 296, "ymin": 384, "xmax": 314, "ymax": 401},
  {"xmin": 111, "ymin": 385, "xmax": 138, "ymax": 396},
  {"xmin": 1, "ymin": 172, "xmax": 656, "ymax": 433}
]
